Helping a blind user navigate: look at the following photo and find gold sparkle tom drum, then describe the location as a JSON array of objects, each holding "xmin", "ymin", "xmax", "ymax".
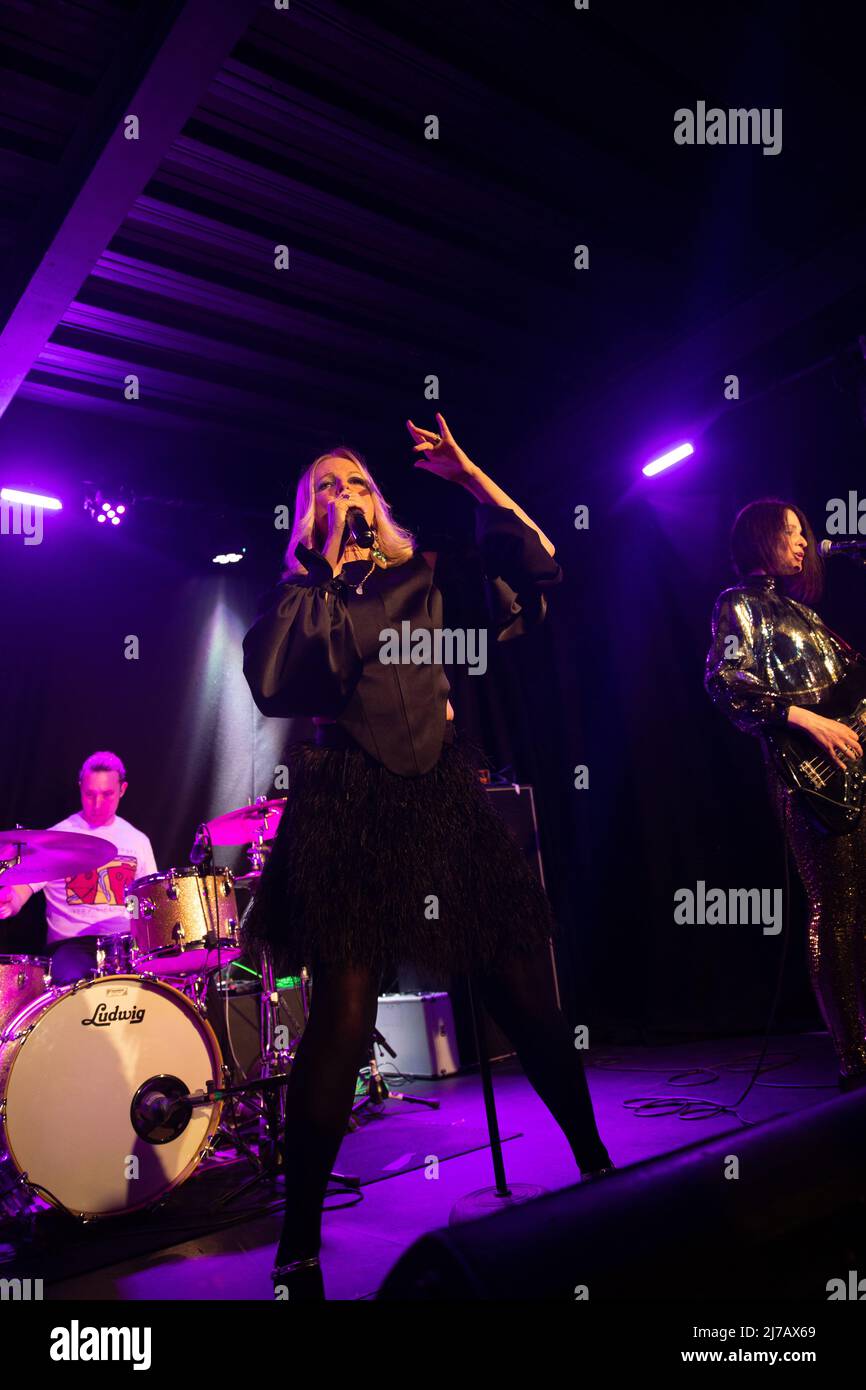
[{"xmin": 126, "ymin": 865, "xmax": 241, "ymax": 977}]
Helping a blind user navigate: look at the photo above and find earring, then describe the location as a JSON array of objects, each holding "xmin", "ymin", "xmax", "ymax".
[{"xmin": 370, "ymin": 529, "xmax": 386, "ymax": 565}]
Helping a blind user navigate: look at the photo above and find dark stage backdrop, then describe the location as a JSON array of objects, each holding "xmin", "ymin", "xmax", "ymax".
[
  {"xmin": 2, "ymin": 354, "xmax": 866, "ymax": 1044},
  {"xmin": 3, "ymin": 0, "xmax": 866, "ymax": 1061},
  {"xmin": 519, "ymin": 343, "xmax": 866, "ymax": 1045},
  {"xmin": 0, "ymin": 490, "xmax": 582, "ymax": 1014}
]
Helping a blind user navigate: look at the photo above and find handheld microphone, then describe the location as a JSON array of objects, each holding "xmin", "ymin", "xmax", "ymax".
[
  {"xmin": 819, "ymin": 538, "xmax": 866, "ymax": 556},
  {"xmin": 345, "ymin": 505, "xmax": 374, "ymax": 548}
]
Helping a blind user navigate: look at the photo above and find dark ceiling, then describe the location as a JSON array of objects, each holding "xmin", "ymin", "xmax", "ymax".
[{"xmin": 1, "ymin": 0, "xmax": 865, "ymax": 519}]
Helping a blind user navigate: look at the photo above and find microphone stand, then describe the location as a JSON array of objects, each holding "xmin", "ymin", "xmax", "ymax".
[
  {"xmin": 448, "ymin": 972, "xmax": 547, "ymax": 1224},
  {"xmin": 352, "ymin": 1026, "xmax": 440, "ymax": 1118}
]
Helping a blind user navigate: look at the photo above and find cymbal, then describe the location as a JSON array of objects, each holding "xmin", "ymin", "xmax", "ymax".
[
  {"xmin": 0, "ymin": 828, "xmax": 118, "ymax": 884},
  {"xmin": 233, "ymin": 870, "xmax": 262, "ymax": 887},
  {"xmin": 204, "ymin": 799, "xmax": 286, "ymax": 846}
]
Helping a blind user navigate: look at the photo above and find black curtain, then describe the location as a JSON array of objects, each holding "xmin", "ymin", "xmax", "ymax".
[
  {"xmin": 3, "ymin": 354, "xmax": 865, "ymax": 1042},
  {"xmin": 0, "ymin": 494, "xmax": 580, "ymax": 1019}
]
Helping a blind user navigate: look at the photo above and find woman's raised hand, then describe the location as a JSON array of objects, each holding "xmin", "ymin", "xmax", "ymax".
[
  {"xmin": 324, "ymin": 491, "xmax": 355, "ymax": 549},
  {"xmin": 406, "ymin": 413, "xmax": 476, "ymax": 484}
]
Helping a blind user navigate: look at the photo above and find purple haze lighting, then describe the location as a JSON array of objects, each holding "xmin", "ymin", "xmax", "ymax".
[
  {"xmin": 1, "ymin": 487, "xmax": 62, "ymax": 510},
  {"xmin": 642, "ymin": 442, "xmax": 695, "ymax": 477}
]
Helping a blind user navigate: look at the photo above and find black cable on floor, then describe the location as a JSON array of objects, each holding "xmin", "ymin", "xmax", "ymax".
[{"xmin": 584, "ymin": 831, "xmax": 838, "ymax": 1126}]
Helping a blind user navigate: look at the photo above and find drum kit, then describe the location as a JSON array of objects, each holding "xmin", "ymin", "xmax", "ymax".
[{"xmin": 0, "ymin": 797, "xmax": 302, "ymax": 1224}]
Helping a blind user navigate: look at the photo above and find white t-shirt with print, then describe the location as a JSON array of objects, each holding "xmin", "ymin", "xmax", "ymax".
[{"xmin": 28, "ymin": 812, "xmax": 158, "ymax": 942}]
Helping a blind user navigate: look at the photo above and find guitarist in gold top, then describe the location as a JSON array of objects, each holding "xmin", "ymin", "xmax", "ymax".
[{"xmin": 705, "ymin": 497, "xmax": 866, "ymax": 1090}]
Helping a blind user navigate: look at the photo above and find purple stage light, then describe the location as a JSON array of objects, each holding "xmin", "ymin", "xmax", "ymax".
[
  {"xmin": 1, "ymin": 487, "xmax": 62, "ymax": 510},
  {"xmin": 642, "ymin": 442, "xmax": 695, "ymax": 477},
  {"xmin": 85, "ymin": 487, "xmax": 130, "ymax": 526}
]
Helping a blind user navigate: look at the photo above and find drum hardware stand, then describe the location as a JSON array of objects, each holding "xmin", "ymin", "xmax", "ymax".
[
  {"xmin": 207, "ymin": 947, "xmax": 359, "ymax": 1206},
  {"xmin": 206, "ymin": 942, "xmax": 294, "ymax": 1200},
  {"xmin": 245, "ymin": 833, "xmax": 271, "ymax": 875},
  {"xmin": 0, "ymin": 1165, "xmax": 63, "ymax": 1225},
  {"xmin": 257, "ymin": 953, "xmax": 354, "ymax": 1188},
  {"xmin": 207, "ymin": 1099, "xmax": 264, "ymax": 1170},
  {"xmin": 242, "ymin": 795, "xmax": 279, "ymax": 875},
  {"xmin": 183, "ymin": 972, "xmax": 209, "ymax": 1012},
  {"xmin": 0, "ymin": 1144, "xmax": 36, "ymax": 1226},
  {"xmin": 352, "ymin": 1027, "xmax": 440, "ymax": 1118},
  {"xmin": 0, "ymin": 1165, "xmax": 37, "ymax": 1227},
  {"xmin": 200, "ymin": 1073, "xmax": 361, "ymax": 1207},
  {"xmin": 206, "ymin": 1070, "xmax": 291, "ymax": 1207},
  {"xmin": 0, "ymin": 832, "xmax": 23, "ymax": 877},
  {"xmin": 259, "ymin": 942, "xmax": 291, "ymax": 1143}
]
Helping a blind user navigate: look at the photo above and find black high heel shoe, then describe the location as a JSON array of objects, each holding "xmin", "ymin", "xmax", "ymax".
[
  {"xmin": 271, "ymin": 1255, "xmax": 326, "ymax": 1301},
  {"xmin": 580, "ymin": 1162, "xmax": 617, "ymax": 1184}
]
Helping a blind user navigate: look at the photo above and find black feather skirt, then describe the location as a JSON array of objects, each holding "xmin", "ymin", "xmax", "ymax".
[{"xmin": 239, "ymin": 730, "xmax": 556, "ymax": 983}]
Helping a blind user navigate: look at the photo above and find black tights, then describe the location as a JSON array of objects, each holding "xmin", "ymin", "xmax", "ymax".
[{"xmin": 276, "ymin": 945, "xmax": 609, "ymax": 1264}]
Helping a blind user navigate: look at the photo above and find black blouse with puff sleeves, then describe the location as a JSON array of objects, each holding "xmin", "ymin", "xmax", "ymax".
[{"xmin": 242, "ymin": 503, "xmax": 562, "ymax": 777}]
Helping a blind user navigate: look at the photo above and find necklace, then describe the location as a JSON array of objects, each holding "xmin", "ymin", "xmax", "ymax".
[
  {"xmin": 352, "ymin": 559, "xmax": 376, "ymax": 595},
  {"xmin": 338, "ymin": 537, "xmax": 387, "ymax": 595},
  {"xmin": 336, "ymin": 555, "xmax": 377, "ymax": 595}
]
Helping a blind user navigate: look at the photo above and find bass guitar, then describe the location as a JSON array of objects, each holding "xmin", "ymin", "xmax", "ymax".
[{"xmin": 765, "ymin": 698, "xmax": 866, "ymax": 834}]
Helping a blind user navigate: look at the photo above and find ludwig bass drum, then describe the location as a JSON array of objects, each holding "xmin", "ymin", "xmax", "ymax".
[{"xmin": 0, "ymin": 974, "xmax": 224, "ymax": 1219}]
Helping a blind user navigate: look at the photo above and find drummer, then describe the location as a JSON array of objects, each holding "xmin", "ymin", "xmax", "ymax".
[{"xmin": 0, "ymin": 751, "xmax": 157, "ymax": 984}]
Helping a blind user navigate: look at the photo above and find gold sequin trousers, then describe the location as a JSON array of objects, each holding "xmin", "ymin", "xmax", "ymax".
[{"xmin": 766, "ymin": 766, "xmax": 866, "ymax": 1077}]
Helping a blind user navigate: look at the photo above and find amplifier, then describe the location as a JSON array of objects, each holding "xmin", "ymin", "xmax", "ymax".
[
  {"xmin": 484, "ymin": 783, "xmax": 547, "ymax": 887},
  {"xmin": 375, "ymin": 991, "xmax": 460, "ymax": 1078},
  {"xmin": 204, "ymin": 969, "xmax": 460, "ymax": 1081}
]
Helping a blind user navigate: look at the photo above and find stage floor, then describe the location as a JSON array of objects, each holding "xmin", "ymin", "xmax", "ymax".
[{"xmin": 17, "ymin": 1029, "xmax": 843, "ymax": 1301}]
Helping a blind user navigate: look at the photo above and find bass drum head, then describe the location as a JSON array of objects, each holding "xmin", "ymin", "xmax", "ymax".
[{"xmin": 1, "ymin": 975, "xmax": 223, "ymax": 1219}]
